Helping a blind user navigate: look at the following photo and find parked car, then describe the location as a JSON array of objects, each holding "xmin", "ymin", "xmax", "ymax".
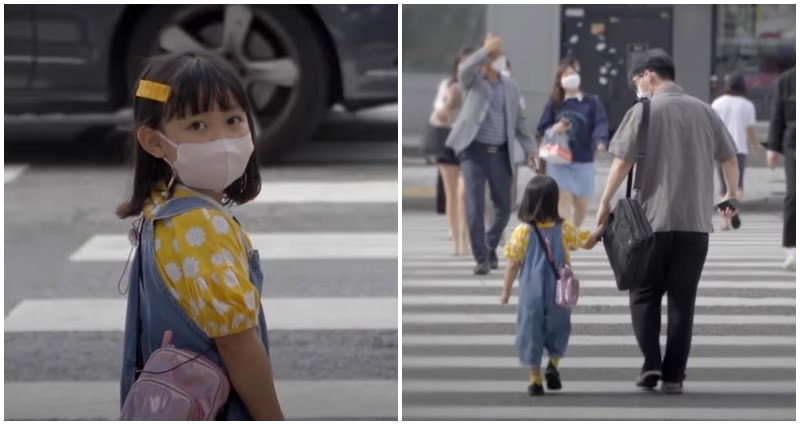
[{"xmin": 5, "ymin": 4, "xmax": 397, "ymax": 158}]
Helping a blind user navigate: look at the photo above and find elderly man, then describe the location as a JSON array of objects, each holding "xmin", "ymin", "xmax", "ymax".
[{"xmin": 445, "ymin": 34, "xmax": 537, "ymax": 275}]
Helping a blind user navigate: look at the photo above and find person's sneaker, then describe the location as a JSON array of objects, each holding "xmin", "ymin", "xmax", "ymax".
[
  {"xmin": 545, "ymin": 363, "xmax": 562, "ymax": 390},
  {"xmin": 635, "ymin": 371, "xmax": 661, "ymax": 391},
  {"xmin": 661, "ymin": 381, "xmax": 683, "ymax": 394},
  {"xmin": 474, "ymin": 261, "xmax": 490, "ymax": 275},
  {"xmin": 528, "ymin": 383, "xmax": 545, "ymax": 396},
  {"xmin": 489, "ymin": 251, "xmax": 499, "ymax": 269}
]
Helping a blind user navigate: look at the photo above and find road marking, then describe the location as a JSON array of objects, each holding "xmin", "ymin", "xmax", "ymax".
[
  {"xmin": 69, "ymin": 232, "xmax": 398, "ymax": 261},
  {"xmin": 402, "ymin": 334, "xmax": 796, "ymax": 346},
  {"xmin": 403, "ymin": 356, "xmax": 795, "ymax": 369},
  {"xmin": 402, "ymin": 313, "xmax": 794, "ymax": 325},
  {"xmin": 402, "ymin": 295, "xmax": 795, "ymax": 306},
  {"xmin": 403, "ymin": 260, "xmax": 791, "ymax": 269},
  {"xmin": 402, "ymin": 269, "xmax": 795, "ymax": 278},
  {"xmin": 4, "ymin": 297, "xmax": 397, "ymax": 332},
  {"xmin": 402, "ymin": 278, "xmax": 797, "ymax": 289},
  {"xmin": 402, "ymin": 406, "xmax": 794, "ymax": 420},
  {"xmin": 5, "ymin": 164, "xmax": 28, "ymax": 183},
  {"xmin": 403, "ymin": 380, "xmax": 796, "ymax": 394},
  {"xmin": 4, "ymin": 380, "xmax": 397, "ymax": 420},
  {"xmin": 254, "ymin": 181, "xmax": 397, "ymax": 203}
]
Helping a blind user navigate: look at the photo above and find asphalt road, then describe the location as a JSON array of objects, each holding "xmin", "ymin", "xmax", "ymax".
[
  {"xmin": 4, "ymin": 105, "xmax": 399, "ymax": 420},
  {"xmin": 402, "ymin": 210, "xmax": 795, "ymax": 420}
]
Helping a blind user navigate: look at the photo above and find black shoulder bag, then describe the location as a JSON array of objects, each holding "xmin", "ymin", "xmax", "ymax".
[{"xmin": 601, "ymin": 98, "xmax": 656, "ymax": 291}]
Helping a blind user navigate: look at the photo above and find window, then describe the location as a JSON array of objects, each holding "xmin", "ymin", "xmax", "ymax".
[
  {"xmin": 402, "ymin": 5, "xmax": 486, "ymax": 74},
  {"xmin": 713, "ymin": 4, "xmax": 796, "ymax": 120}
]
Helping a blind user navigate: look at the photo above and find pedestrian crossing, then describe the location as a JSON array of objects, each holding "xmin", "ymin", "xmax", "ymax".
[
  {"xmin": 4, "ymin": 164, "xmax": 27, "ymax": 183},
  {"xmin": 5, "ymin": 172, "xmax": 398, "ymax": 420},
  {"xmin": 402, "ymin": 212, "xmax": 795, "ymax": 420}
]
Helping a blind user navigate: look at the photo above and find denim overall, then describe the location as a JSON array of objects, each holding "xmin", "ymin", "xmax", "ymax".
[
  {"xmin": 516, "ymin": 223, "xmax": 571, "ymax": 367},
  {"xmin": 120, "ymin": 197, "xmax": 270, "ymax": 420}
]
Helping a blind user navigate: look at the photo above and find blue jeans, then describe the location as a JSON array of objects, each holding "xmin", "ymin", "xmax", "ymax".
[{"xmin": 459, "ymin": 142, "xmax": 513, "ymax": 264}]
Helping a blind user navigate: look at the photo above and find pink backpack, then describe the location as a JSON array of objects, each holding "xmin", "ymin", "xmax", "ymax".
[
  {"xmin": 531, "ymin": 224, "xmax": 580, "ymax": 308},
  {"xmin": 120, "ymin": 330, "xmax": 230, "ymax": 420}
]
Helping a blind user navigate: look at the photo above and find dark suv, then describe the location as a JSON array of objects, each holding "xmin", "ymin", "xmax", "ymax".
[{"xmin": 5, "ymin": 4, "xmax": 397, "ymax": 157}]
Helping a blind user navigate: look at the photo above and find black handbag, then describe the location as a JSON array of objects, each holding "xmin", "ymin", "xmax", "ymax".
[{"xmin": 602, "ymin": 98, "xmax": 656, "ymax": 291}]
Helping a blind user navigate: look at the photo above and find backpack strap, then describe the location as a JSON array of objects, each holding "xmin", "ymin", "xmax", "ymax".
[{"xmin": 531, "ymin": 224, "xmax": 560, "ymax": 279}]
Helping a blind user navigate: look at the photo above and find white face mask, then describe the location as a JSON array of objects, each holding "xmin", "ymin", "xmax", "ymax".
[
  {"xmin": 158, "ymin": 131, "xmax": 254, "ymax": 192},
  {"xmin": 561, "ymin": 74, "xmax": 581, "ymax": 91},
  {"xmin": 636, "ymin": 83, "xmax": 650, "ymax": 99},
  {"xmin": 491, "ymin": 55, "xmax": 507, "ymax": 74}
]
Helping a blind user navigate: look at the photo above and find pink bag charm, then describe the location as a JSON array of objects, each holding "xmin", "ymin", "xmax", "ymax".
[
  {"xmin": 532, "ymin": 225, "xmax": 580, "ymax": 308},
  {"xmin": 120, "ymin": 330, "xmax": 230, "ymax": 420}
]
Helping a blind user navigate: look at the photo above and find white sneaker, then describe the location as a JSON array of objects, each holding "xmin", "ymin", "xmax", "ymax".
[{"xmin": 782, "ymin": 249, "xmax": 795, "ymax": 270}]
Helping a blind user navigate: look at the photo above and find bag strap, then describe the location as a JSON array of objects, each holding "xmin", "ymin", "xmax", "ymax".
[
  {"xmin": 626, "ymin": 97, "xmax": 650, "ymax": 199},
  {"xmin": 531, "ymin": 224, "xmax": 560, "ymax": 279},
  {"xmin": 134, "ymin": 218, "xmax": 145, "ymax": 375}
]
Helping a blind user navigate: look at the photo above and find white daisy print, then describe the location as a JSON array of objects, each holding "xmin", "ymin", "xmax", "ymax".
[
  {"xmin": 219, "ymin": 324, "xmax": 230, "ymax": 336},
  {"xmin": 206, "ymin": 320, "xmax": 219, "ymax": 335},
  {"xmin": 231, "ymin": 313, "xmax": 246, "ymax": 329},
  {"xmin": 183, "ymin": 257, "xmax": 200, "ymax": 278},
  {"xmin": 222, "ymin": 249, "xmax": 235, "ymax": 266},
  {"xmin": 185, "ymin": 226, "xmax": 206, "ymax": 247},
  {"xmin": 211, "ymin": 252, "xmax": 224, "ymax": 266},
  {"xmin": 172, "ymin": 239, "xmax": 181, "ymax": 253},
  {"xmin": 223, "ymin": 269, "xmax": 239, "ymax": 288},
  {"xmin": 211, "ymin": 215, "xmax": 230, "ymax": 234},
  {"xmin": 168, "ymin": 287, "xmax": 181, "ymax": 300},
  {"xmin": 244, "ymin": 290, "xmax": 257, "ymax": 311},
  {"xmin": 202, "ymin": 209, "xmax": 211, "ymax": 220},
  {"xmin": 165, "ymin": 263, "xmax": 182, "ymax": 281},
  {"xmin": 211, "ymin": 299, "xmax": 231, "ymax": 316},
  {"xmin": 154, "ymin": 238, "xmax": 162, "ymax": 252},
  {"xmin": 196, "ymin": 277, "xmax": 209, "ymax": 292}
]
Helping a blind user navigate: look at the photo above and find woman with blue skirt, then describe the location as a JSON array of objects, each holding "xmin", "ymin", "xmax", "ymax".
[{"xmin": 536, "ymin": 58, "xmax": 609, "ymax": 228}]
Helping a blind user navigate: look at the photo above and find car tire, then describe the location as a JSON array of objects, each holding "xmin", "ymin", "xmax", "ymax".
[{"xmin": 124, "ymin": 5, "xmax": 332, "ymax": 161}]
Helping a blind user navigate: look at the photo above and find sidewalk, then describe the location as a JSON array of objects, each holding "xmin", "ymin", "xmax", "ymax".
[{"xmin": 403, "ymin": 133, "xmax": 788, "ymax": 213}]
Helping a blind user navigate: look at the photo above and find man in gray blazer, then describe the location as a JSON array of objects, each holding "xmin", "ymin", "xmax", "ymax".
[{"xmin": 445, "ymin": 34, "xmax": 537, "ymax": 275}]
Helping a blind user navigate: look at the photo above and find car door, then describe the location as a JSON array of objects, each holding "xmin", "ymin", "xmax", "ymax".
[{"xmin": 5, "ymin": 5, "xmax": 35, "ymax": 112}]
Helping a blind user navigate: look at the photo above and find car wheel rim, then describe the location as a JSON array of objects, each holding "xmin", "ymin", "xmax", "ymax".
[{"xmin": 156, "ymin": 5, "xmax": 300, "ymax": 126}]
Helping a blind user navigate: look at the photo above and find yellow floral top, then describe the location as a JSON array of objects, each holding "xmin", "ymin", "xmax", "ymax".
[
  {"xmin": 504, "ymin": 221, "xmax": 591, "ymax": 264},
  {"xmin": 142, "ymin": 183, "xmax": 260, "ymax": 338}
]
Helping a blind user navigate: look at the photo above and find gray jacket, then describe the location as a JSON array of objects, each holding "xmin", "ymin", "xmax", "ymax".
[{"xmin": 445, "ymin": 47, "xmax": 536, "ymax": 165}]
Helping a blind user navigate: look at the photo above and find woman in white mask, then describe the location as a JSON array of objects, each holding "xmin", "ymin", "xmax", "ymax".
[
  {"xmin": 117, "ymin": 52, "xmax": 283, "ymax": 420},
  {"xmin": 535, "ymin": 58, "xmax": 610, "ymax": 228}
]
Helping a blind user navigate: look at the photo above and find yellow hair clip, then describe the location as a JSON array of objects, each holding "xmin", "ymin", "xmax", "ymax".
[{"xmin": 136, "ymin": 79, "xmax": 172, "ymax": 103}]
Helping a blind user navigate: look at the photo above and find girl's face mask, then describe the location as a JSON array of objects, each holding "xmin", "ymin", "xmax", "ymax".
[{"xmin": 158, "ymin": 131, "xmax": 254, "ymax": 193}]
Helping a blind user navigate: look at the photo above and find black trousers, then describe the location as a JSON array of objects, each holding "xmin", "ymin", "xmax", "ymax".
[
  {"xmin": 784, "ymin": 154, "xmax": 795, "ymax": 248},
  {"xmin": 629, "ymin": 231, "xmax": 709, "ymax": 383}
]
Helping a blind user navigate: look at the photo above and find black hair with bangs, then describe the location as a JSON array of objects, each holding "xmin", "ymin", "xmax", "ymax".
[{"xmin": 116, "ymin": 51, "xmax": 261, "ymax": 219}]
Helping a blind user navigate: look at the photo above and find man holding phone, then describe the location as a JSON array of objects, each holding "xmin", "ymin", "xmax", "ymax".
[{"xmin": 593, "ymin": 50, "xmax": 740, "ymax": 394}]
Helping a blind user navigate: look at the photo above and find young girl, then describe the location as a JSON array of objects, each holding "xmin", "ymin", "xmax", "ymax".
[
  {"xmin": 117, "ymin": 52, "xmax": 283, "ymax": 420},
  {"xmin": 501, "ymin": 176, "xmax": 601, "ymax": 396}
]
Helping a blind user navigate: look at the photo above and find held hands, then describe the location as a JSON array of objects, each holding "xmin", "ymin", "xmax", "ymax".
[
  {"xmin": 483, "ymin": 33, "xmax": 503, "ymax": 58},
  {"xmin": 583, "ymin": 228, "xmax": 604, "ymax": 250}
]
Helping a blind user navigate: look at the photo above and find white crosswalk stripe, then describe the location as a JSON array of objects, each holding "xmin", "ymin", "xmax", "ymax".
[
  {"xmin": 402, "ymin": 212, "xmax": 795, "ymax": 420},
  {"xmin": 6, "ymin": 170, "xmax": 398, "ymax": 420},
  {"xmin": 5, "ymin": 164, "xmax": 28, "ymax": 183}
]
